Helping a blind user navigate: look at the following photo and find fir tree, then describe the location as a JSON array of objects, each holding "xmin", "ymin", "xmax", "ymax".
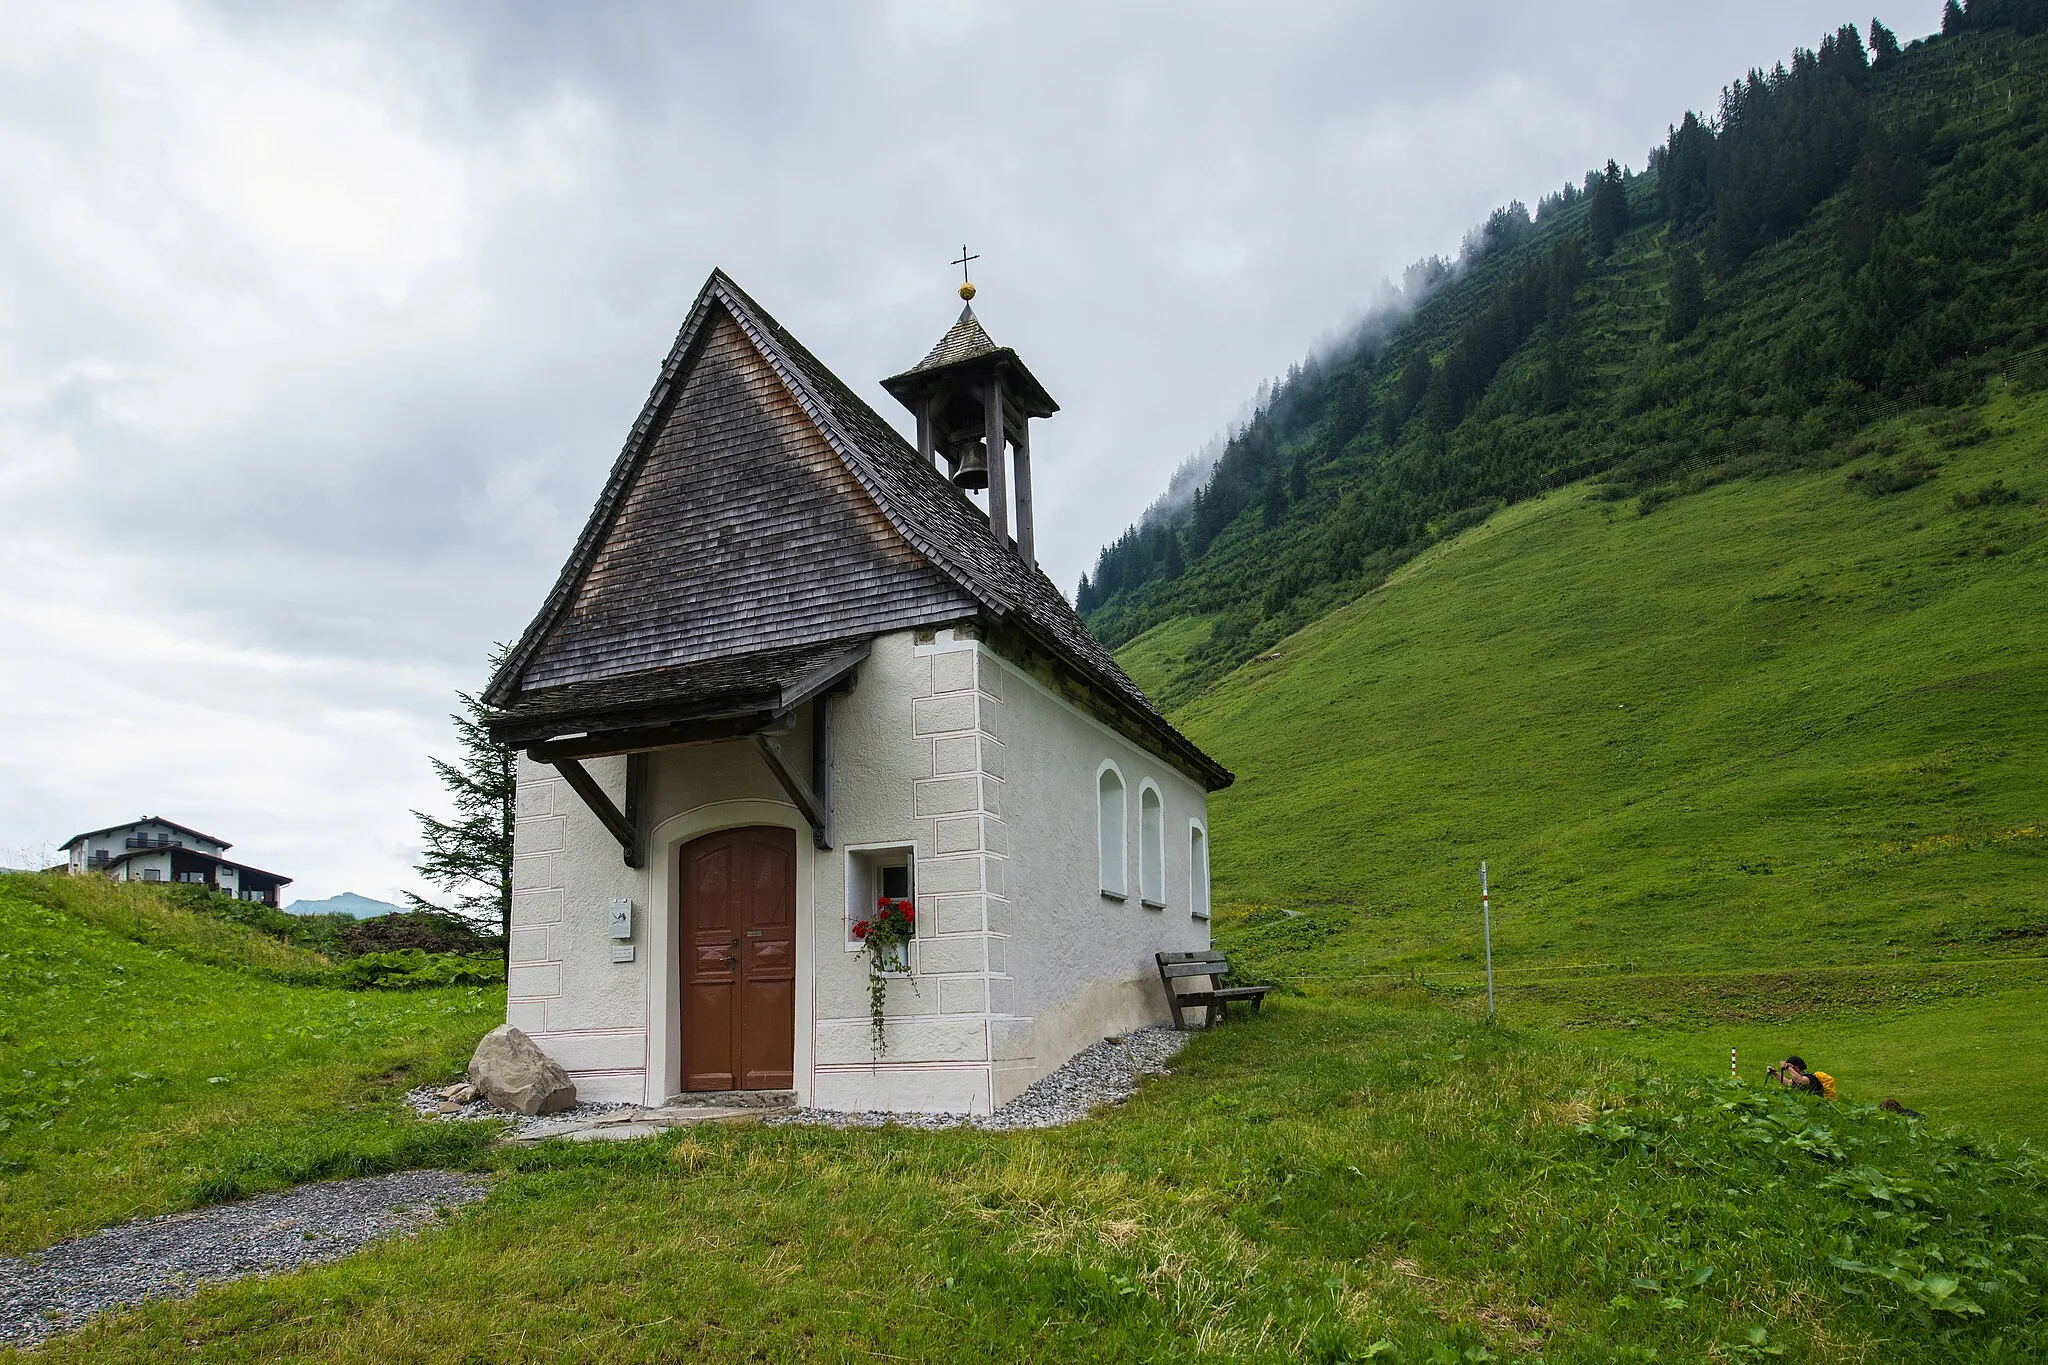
[
  {"xmin": 1383, "ymin": 351, "xmax": 1432, "ymax": 440},
  {"xmin": 1541, "ymin": 339, "xmax": 1574, "ymax": 412},
  {"xmin": 1868, "ymin": 18, "xmax": 1902, "ymax": 66},
  {"xmin": 1666, "ymin": 247, "xmax": 1705, "ymax": 340},
  {"xmin": 408, "ymin": 643, "xmax": 516, "ymax": 947},
  {"xmin": 1260, "ymin": 472, "xmax": 1289, "ymax": 526},
  {"xmin": 1591, "ymin": 161, "xmax": 1631, "ymax": 256},
  {"xmin": 1160, "ymin": 530, "xmax": 1185, "ymax": 580},
  {"xmin": 1942, "ymin": 0, "xmax": 1966, "ymax": 35}
]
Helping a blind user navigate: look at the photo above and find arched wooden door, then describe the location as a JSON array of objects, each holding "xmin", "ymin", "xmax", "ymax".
[{"xmin": 678, "ymin": 826, "xmax": 796, "ymax": 1091}]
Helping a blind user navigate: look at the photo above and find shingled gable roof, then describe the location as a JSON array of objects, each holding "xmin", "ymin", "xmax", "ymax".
[{"xmin": 486, "ymin": 269, "xmax": 1230, "ymax": 790}]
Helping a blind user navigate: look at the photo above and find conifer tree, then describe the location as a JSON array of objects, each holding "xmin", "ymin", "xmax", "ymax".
[
  {"xmin": 1591, "ymin": 161, "xmax": 1631, "ymax": 256},
  {"xmin": 1160, "ymin": 530, "xmax": 1185, "ymax": 580},
  {"xmin": 408, "ymin": 644, "xmax": 516, "ymax": 946},
  {"xmin": 1261, "ymin": 472, "xmax": 1289, "ymax": 526},
  {"xmin": 1942, "ymin": 0, "xmax": 1966, "ymax": 35},
  {"xmin": 1666, "ymin": 248, "xmax": 1705, "ymax": 340},
  {"xmin": 1868, "ymin": 18, "xmax": 1902, "ymax": 66}
]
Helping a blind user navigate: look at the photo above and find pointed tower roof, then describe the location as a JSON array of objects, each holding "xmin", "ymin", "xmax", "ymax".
[
  {"xmin": 880, "ymin": 304, "xmax": 1058, "ymax": 418},
  {"xmin": 909, "ymin": 304, "xmax": 1000, "ymax": 372}
]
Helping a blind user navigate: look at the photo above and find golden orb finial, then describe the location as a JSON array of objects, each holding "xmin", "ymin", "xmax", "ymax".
[{"xmin": 951, "ymin": 244, "xmax": 979, "ymax": 303}]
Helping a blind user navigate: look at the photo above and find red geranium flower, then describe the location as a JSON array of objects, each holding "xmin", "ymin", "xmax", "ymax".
[{"xmin": 853, "ymin": 920, "xmax": 870, "ymax": 939}]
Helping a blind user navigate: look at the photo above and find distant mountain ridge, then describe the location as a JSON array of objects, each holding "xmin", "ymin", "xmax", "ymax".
[
  {"xmin": 1082, "ymin": 12, "xmax": 2048, "ymax": 705},
  {"xmin": 284, "ymin": 892, "xmax": 400, "ymax": 920}
]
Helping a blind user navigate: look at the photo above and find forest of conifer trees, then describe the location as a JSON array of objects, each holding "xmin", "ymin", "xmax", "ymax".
[{"xmin": 1079, "ymin": 4, "xmax": 2048, "ymax": 697}]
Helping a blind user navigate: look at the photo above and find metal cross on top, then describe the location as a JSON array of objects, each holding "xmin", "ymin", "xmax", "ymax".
[{"xmin": 952, "ymin": 244, "xmax": 979, "ymax": 301}]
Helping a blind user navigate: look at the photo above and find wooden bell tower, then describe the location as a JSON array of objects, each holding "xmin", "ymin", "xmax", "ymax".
[{"xmin": 880, "ymin": 250, "xmax": 1059, "ymax": 567}]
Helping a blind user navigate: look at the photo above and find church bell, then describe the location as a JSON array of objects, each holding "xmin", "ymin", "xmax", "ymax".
[{"xmin": 950, "ymin": 440, "xmax": 989, "ymax": 490}]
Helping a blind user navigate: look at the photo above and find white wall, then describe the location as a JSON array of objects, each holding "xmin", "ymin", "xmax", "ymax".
[
  {"xmin": 506, "ymin": 623, "xmax": 1212, "ymax": 1114},
  {"xmin": 109, "ymin": 850, "xmax": 172, "ymax": 882},
  {"xmin": 986, "ymin": 641, "xmax": 1212, "ymax": 1105},
  {"xmin": 68, "ymin": 820, "xmax": 229, "ymax": 870}
]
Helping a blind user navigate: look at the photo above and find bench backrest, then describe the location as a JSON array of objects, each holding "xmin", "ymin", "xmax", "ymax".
[{"xmin": 1157, "ymin": 950, "xmax": 1229, "ymax": 984}]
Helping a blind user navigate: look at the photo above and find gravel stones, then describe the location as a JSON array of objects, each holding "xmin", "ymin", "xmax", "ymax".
[
  {"xmin": 406, "ymin": 1026, "xmax": 1190, "ymax": 1137},
  {"xmin": 0, "ymin": 1170, "xmax": 488, "ymax": 1349},
  {"xmin": 402, "ymin": 1084, "xmax": 644, "ymax": 1138},
  {"xmin": 770, "ymin": 1025, "xmax": 1190, "ymax": 1131},
  {"xmin": 466, "ymin": 1024, "xmax": 577, "ymax": 1115}
]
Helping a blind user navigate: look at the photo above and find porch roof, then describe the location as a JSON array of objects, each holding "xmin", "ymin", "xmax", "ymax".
[{"xmin": 488, "ymin": 636, "xmax": 871, "ymax": 759}]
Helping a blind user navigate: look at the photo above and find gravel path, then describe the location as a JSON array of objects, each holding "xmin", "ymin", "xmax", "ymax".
[
  {"xmin": 770, "ymin": 1026, "xmax": 1190, "ymax": 1130},
  {"xmin": 0, "ymin": 1170, "xmax": 488, "ymax": 1349}
]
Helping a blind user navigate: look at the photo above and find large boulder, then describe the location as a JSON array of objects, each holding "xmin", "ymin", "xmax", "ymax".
[{"xmin": 466, "ymin": 1025, "xmax": 577, "ymax": 1116}]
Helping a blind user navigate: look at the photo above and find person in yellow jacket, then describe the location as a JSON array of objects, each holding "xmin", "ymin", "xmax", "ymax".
[{"xmin": 1766, "ymin": 1055, "xmax": 1835, "ymax": 1099}]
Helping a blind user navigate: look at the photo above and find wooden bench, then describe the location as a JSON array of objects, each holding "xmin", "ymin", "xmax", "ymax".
[{"xmin": 1156, "ymin": 951, "xmax": 1274, "ymax": 1030}]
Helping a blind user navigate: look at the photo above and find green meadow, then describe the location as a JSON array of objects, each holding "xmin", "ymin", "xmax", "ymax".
[
  {"xmin": 12, "ymin": 994, "xmax": 2048, "ymax": 1363},
  {"xmin": 0, "ymin": 875, "xmax": 497, "ymax": 1252},
  {"xmin": 1127, "ymin": 384, "xmax": 2048, "ymax": 1140}
]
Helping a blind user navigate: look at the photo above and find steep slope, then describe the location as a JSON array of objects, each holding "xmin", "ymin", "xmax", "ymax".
[
  {"xmin": 1088, "ymin": 16, "xmax": 2048, "ymax": 706},
  {"xmin": 1155, "ymin": 389, "xmax": 2044, "ymax": 968}
]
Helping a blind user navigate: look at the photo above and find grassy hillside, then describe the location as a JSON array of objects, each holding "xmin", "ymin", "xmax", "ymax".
[
  {"xmin": 1086, "ymin": 18, "xmax": 2048, "ymax": 704},
  {"xmin": 1128, "ymin": 384, "xmax": 2048, "ymax": 1137},
  {"xmin": 0, "ymin": 874, "xmax": 499, "ymax": 1251},
  {"xmin": 17, "ymin": 998, "xmax": 2048, "ymax": 1363}
]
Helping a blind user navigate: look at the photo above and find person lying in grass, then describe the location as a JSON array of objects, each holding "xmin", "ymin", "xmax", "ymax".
[{"xmin": 1765, "ymin": 1055, "xmax": 1834, "ymax": 1098}]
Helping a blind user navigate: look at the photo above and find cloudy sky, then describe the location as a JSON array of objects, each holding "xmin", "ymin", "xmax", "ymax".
[{"xmin": 0, "ymin": 1, "xmax": 1942, "ymax": 899}]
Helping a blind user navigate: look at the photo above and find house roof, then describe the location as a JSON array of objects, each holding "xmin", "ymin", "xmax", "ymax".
[
  {"xmin": 62, "ymin": 817, "xmax": 232, "ymax": 852},
  {"xmin": 98, "ymin": 845, "xmax": 291, "ymax": 885},
  {"xmin": 486, "ymin": 270, "xmax": 1230, "ymax": 790}
]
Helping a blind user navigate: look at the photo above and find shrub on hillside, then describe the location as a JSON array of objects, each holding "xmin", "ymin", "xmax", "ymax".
[
  {"xmin": 342, "ymin": 909, "xmax": 498, "ymax": 956},
  {"xmin": 1847, "ymin": 456, "xmax": 1938, "ymax": 496},
  {"xmin": 337, "ymin": 949, "xmax": 502, "ymax": 990},
  {"xmin": 1953, "ymin": 479, "xmax": 2024, "ymax": 509},
  {"xmin": 1576, "ymin": 1074, "xmax": 2048, "ymax": 1335}
]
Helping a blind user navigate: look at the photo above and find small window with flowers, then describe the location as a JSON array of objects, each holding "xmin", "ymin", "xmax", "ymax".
[{"xmin": 847, "ymin": 846, "xmax": 915, "ymax": 974}]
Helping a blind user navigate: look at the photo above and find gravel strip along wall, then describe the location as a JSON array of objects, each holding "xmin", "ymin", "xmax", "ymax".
[
  {"xmin": 768, "ymin": 1025, "xmax": 1191, "ymax": 1131},
  {"xmin": 0, "ymin": 1170, "xmax": 488, "ymax": 1348}
]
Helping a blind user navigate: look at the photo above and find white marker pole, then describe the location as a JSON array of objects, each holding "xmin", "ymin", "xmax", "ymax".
[
  {"xmin": 1481, "ymin": 861, "xmax": 1495, "ymax": 1022},
  {"xmin": 1731, "ymin": 1047, "xmax": 1738, "ymax": 1079}
]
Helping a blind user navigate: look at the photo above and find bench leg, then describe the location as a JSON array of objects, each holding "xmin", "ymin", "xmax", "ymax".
[{"xmin": 1208, "ymin": 999, "xmax": 1225, "ymax": 1028}]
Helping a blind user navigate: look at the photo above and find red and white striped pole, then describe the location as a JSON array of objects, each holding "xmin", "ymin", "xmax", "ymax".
[
  {"xmin": 1731, "ymin": 1047, "xmax": 1738, "ymax": 1079},
  {"xmin": 1480, "ymin": 861, "xmax": 1494, "ymax": 1022}
]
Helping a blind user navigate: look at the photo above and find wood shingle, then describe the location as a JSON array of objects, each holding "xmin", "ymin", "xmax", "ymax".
[{"xmin": 486, "ymin": 270, "xmax": 1231, "ymax": 791}]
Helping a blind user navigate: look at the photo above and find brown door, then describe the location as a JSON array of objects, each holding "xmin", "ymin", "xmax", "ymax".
[{"xmin": 679, "ymin": 826, "xmax": 796, "ymax": 1091}]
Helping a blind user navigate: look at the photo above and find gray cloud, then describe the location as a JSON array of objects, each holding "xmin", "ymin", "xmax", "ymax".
[{"xmin": 0, "ymin": 1, "xmax": 1940, "ymax": 897}]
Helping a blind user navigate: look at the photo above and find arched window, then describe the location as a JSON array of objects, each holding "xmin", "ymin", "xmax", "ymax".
[
  {"xmin": 1097, "ymin": 763, "xmax": 1127, "ymax": 899},
  {"xmin": 1139, "ymin": 782, "xmax": 1164, "ymax": 907},
  {"xmin": 1189, "ymin": 823, "xmax": 1211, "ymax": 920}
]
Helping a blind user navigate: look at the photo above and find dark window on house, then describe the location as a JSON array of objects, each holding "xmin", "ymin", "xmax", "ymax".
[{"xmin": 880, "ymin": 864, "xmax": 911, "ymax": 901}]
